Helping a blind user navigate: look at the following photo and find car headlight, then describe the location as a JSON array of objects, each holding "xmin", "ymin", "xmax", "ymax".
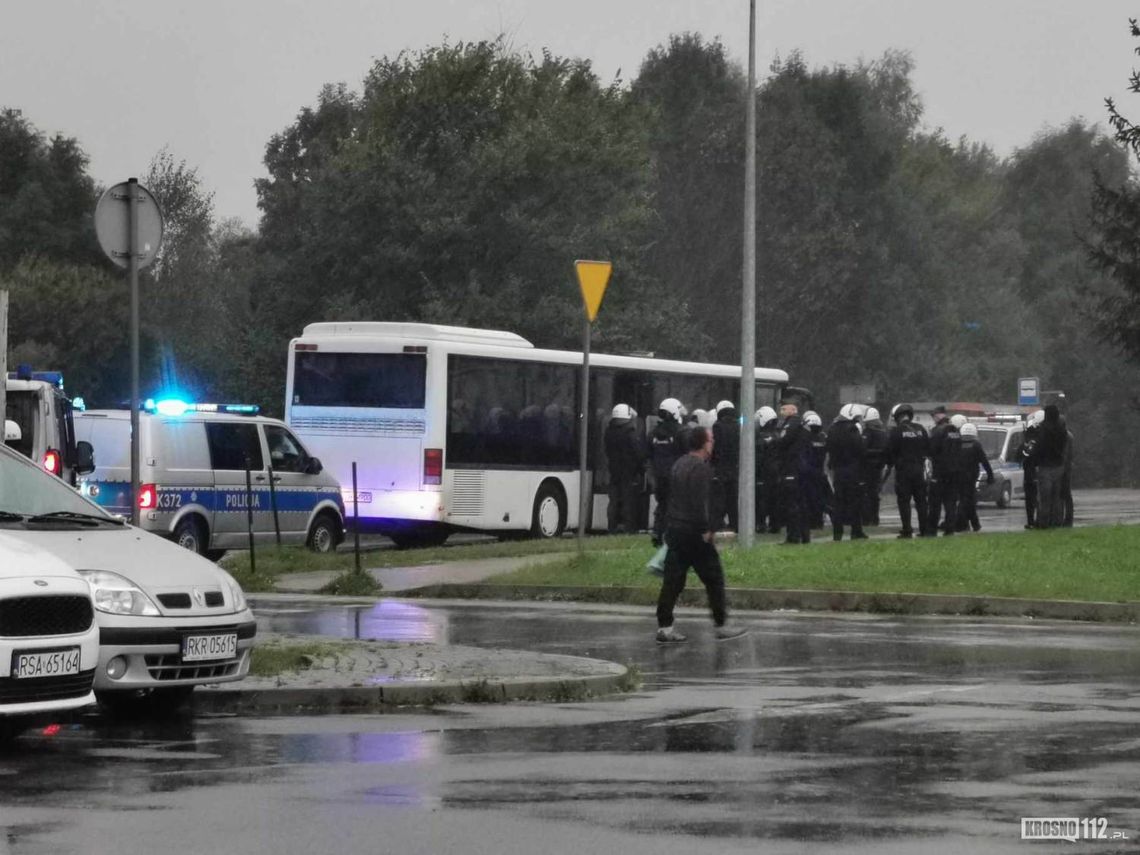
[
  {"xmin": 218, "ymin": 570, "xmax": 247, "ymax": 613},
  {"xmin": 78, "ymin": 570, "xmax": 161, "ymax": 616}
]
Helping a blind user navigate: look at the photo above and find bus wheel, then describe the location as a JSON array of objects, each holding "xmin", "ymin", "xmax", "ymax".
[
  {"xmin": 173, "ymin": 517, "xmax": 207, "ymax": 556},
  {"xmin": 530, "ymin": 482, "xmax": 566, "ymax": 539},
  {"xmin": 997, "ymin": 482, "xmax": 1012, "ymax": 509}
]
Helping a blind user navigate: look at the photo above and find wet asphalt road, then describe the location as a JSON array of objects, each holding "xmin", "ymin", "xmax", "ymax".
[{"xmin": 4, "ymin": 593, "xmax": 1140, "ymax": 854}]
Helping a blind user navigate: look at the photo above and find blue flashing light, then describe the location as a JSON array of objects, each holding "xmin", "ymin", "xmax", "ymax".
[
  {"xmin": 8, "ymin": 368, "xmax": 64, "ymax": 388},
  {"xmin": 144, "ymin": 398, "xmax": 260, "ymax": 417},
  {"xmin": 71, "ymin": 397, "xmax": 86, "ymax": 411}
]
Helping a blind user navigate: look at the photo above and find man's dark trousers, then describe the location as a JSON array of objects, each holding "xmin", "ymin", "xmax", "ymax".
[{"xmin": 656, "ymin": 527, "xmax": 727, "ymax": 628}]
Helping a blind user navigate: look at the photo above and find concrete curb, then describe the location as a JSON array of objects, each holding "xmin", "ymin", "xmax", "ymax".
[
  {"xmin": 397, "ymin": 583, "xmax": 1140, "ymax": 623},
  {"xmin": 194, "ymin": 669, "xmax": 633, "ymax": 715}
]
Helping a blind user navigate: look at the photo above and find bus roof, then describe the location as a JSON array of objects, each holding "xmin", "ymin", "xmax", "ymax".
[{"xmin": 294, "ymin": 323, "xmax": 790, "ymax": 384}]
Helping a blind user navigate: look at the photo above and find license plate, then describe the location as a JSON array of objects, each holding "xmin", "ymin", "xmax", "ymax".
[
  {"xmin": 13, "ymin": 647, "xmax": 81, "ymax": 679},
  {"xmin": 182, "ymin": 633, "xmax": 237, "ymax": 662}
]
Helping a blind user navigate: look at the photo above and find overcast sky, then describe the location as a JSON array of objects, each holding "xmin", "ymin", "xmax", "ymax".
[{"xmin": 4, "ymin": 1, "xmax": 1138, "ymax": 229}]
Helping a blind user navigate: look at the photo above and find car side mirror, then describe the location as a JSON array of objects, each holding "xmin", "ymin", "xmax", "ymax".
[
  {"xmin": 76, "ymin": 440, "xmax": 96, "ymax": 475},
  {"xmin": 4, "ymin": 419, "xmax": 21, "ymax": 444},
  {"xmin": 305, "ymin": 456, "xmax": 323, "ymax": 475}
]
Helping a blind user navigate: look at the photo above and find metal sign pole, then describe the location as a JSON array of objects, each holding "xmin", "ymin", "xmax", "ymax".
[
  {"xmin": 244, "ymin": 456, "xmax": 257, "ymax": 574},
  {"xmin": 128, "ymin": 178, "xmax": 141, "ymax": 527},
  {"xmin": 577, "ymin": 315, "xmax": 591, "ymax": 545},
  {"xmin": 737, "ymin": 0, "xmax": 758, "ymax": 548}
]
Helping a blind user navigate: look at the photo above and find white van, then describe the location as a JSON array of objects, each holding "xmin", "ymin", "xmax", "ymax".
[
  {"xmin": 75, "ymin": 403, "xmax": 345, "ymax": 558},
  {"xmin": 5, "ymin": 369, "xmax": 94, "ymax": 486}
]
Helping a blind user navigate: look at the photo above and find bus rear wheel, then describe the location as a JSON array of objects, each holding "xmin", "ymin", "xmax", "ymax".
[{"xmin": 530, "ymin": 482, "xmax": 566, "ymax": 539}]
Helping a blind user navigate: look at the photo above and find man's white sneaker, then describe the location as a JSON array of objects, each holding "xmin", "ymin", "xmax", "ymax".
[
  {"xmin": 714, "ymin": 624, "xmax": 748, "ymax": 641},
  {"xmin": 655, "ymin": 626, "xmax": 688, "ymax": 644}
]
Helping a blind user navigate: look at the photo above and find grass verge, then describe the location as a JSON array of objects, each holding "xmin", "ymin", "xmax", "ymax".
[
  {"xmin": 486, "ymin": 525, "xmax": 1140, "ymax": 604},
  {"xmin": 318, "ymin": 570, "xmax": 383, "ymax": 597},
  {"xmin": 249, "ymin": 639, "xmax": 353, "ymax": 678},
  {"xmin": 223, "ymin": 534, "xmax": 649, "ymax": 592}
]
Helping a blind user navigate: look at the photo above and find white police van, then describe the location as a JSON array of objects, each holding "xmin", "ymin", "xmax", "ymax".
[
  {"xmin": 973, "ymin": 417, "xmax": 1026, "ymax": 507},
  {"xmin": 74, "ymin": 401, "xmax": 345, "ymax": 558},
  {"xmin": 5, "ymin": 368, "xmax": 94, "ymax": 486}
]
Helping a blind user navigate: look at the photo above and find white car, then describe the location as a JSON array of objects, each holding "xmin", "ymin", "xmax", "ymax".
[{"xmin": 0, "ymin": 440, "xmax": 255, "ymax": 714}]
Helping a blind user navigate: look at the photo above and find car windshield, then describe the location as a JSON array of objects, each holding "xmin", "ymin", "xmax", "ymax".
[
  {"xmin": 977, "ymin": 428, "xmax": 1007, "ymax": 460},
  {"xmin": 0, "ymin": 446, "xmax": 111, "ymax": 518}
]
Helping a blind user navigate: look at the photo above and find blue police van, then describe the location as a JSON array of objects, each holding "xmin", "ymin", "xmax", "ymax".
[{"xmin": 74, "ymin": 402, "xmax": 345, "ymax": 558}]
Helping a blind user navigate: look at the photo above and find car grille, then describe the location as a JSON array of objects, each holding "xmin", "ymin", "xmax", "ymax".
[
  {"xmin": 156, "ymin": 591, "xmax": 225, "ymax": 609},
  {"xmin": 0, "ymin": 596, "xmax": 94, "ymax": 637},
  {"xmin": 0, "ymin": 669, "xmax": 95, "ymax": 704},
  {"xmin": 145, "ymin": 654, "xmax": 242, "ymax": 681}
]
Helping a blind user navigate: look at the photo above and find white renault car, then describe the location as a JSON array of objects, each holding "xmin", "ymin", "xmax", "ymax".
[{"xmin": 0, "ymin": 436, "xmax": 255, "ymax": 715}]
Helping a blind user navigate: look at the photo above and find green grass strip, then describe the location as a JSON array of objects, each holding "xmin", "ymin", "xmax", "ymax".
[{"xmin": 488, "ymin": 525, "xmax": 1140, "ymax": 604}]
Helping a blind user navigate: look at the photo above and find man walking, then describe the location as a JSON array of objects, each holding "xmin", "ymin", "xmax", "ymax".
[
  {"xmin": 884, "ymin": 403, "xmax": 929, "ymax": 538},
  {"xmin": 655, "ymin": 426, "xmax": 747, "ymax": 643}
]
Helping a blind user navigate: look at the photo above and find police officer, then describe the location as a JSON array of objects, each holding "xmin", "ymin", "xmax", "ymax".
[
  {"xmin": 648, "ymin": 398, "xmax": 685, "ymax": 547},
  {"xmin": 754, "ymin": 406, "xmax": 780, "ymax": 534},
  {"xmin": 956, "ymin": 422, "xmax": 994, "ymax": 532},
  {"xmin": 826, "ymin": 404, "xmax": 867, "ymax": 541},
  {"xmin": 884, "ymin": 403, "xmax": 929, "ymax": 538},
  {"xmin": 604, "ymin": 403, "xmax": 645, "ymax": 533},
  {"xmin": 711, "ymin": 400, "xmax": 740, "ymax": 532},
  {"xmin": 802, "ymin": 411, "xmax": 830, "ymax": 529},
  {"xmin": 860, "ymin": 407, "xmax": 888, "ymax": 526},
  {"xmin": 1020, "ymin": 410, "xmax": 1043, "ymax": 529},
  {"xmin": 926, "ymin": 407, "xmax": 962, "ymax": 536},
  {"xmin": 775, "ymin": 401, "xmax": 811, "ymax": 544}
]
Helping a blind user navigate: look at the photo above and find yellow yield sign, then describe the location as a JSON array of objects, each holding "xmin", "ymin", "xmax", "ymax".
[{"xmin": 575, "ymin": 259, "xmax": 612, "ymax": 322}]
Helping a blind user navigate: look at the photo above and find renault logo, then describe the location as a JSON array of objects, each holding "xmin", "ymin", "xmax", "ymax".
[
  {"xmin": 33, "ymin": 580, "xmax": 48, "ymax": 587},
  {"xmin": 192, "ymin": 588, "xmax": 205, "ymax": 607}
]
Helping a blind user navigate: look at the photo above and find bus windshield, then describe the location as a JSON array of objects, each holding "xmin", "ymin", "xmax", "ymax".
[{"xmin": 292, "ymin": 352, "xmax": 426, "ymax": 408}]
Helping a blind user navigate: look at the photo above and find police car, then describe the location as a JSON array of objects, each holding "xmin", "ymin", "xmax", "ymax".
[
  {"xmin": 75, "ymin": 400, "xmax": 345, "ymax": 558},
  {"xmin": 0, "ymin": 438, "xmax": 255, "ymax": 716},
  {"xmin": 973, "ymin": 418, "xmax": 1026, "ymax": 507}
]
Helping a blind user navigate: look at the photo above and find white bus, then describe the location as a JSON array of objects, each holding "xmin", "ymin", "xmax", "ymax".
[{"xmin": 285, "ymin": 322, "xmax": 794, "ymax": 548}]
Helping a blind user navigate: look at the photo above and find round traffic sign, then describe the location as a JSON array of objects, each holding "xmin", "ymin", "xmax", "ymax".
[{"xmin": 94, "ymin": 181, "xmax": 164, "ymax": 269}]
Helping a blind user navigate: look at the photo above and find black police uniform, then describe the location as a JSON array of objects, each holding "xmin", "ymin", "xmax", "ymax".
[
  {"xmin": 755, "ymin": 422, "xmax": 781, "ymax": 533},
  {"xmin": 604, "ymin": 415, "xmax": 645, "ymax": 533},
  {"xmin": 927, "ymin": 418, "xmax": 962, "ymax": 535},
  {"xmin": 1020, "ymin": 425, "xmax": 1039, "ymax": 529},
  {"xmin": 826, "ymin": 418, "xmax": 866, "ymax": 541},
  {"xmin": 711, "ymin": 407, "xmax": 740, "ymax": 532},
  {"xmin": 775, "ymin": 414, "xmax": 811, "ymax": 543},
  {"xmin": 887, "ymin": 416, "xmax": 929, "ymax": 537},
  {"xmin": 860, "ymin": 418, "xmax": 889, "ymax": 526},
  {"xmin": 955, "ymin": 434, "xmax": 993, "ymax": 532},
  {"xmin": 803, "ymin": 424, "xmax": 830, "ymax": 529},
  {"xmin": 648, "ymin": 415, "xmax": 682, "ymax": 545}
]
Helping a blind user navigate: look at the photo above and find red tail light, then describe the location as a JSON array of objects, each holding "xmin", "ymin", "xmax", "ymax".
[
  {"xmin": 424, "ymin": 448, "xmax": 442, "ymax": 485},
  {"xmin": 42, "ymin": 449, "xmax": 61, "ymax": 476},
  {"xmin": 138, "ymin": 483, "xmax": 157, "ymax": 510}
]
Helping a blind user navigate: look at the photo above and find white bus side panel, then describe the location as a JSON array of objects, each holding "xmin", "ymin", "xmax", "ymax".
[{"xmin": 444, "ymin": 469, "xmax": 579, "ymax": 532}]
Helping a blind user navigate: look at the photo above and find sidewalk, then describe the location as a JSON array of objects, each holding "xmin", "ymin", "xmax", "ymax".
[{"xmin": 194, "ymin": 630, "xmax": 632, "ymax": 715}]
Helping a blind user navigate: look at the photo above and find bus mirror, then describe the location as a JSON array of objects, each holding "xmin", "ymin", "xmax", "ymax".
[
  {"xmin": 305, "ymin": 456, "xmax": 323, "ymax": 475},
  {"xmin": 4, "ymin": 419, "xmax": 21, "ymax": 444},
  {"xmin": 75, "ymin": 440, "xmax": 95, "ymax": 475}
]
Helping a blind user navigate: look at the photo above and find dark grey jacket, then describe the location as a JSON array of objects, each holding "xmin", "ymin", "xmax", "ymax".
[{"xmin": 666, "ymin": 453, "xmax": 713, "ymax": 532}]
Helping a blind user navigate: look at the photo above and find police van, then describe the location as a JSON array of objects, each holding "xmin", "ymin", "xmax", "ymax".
[
  {"xmin": 972, "ymin": 417, "xmax": 1026, "ymax": 507},
  {"xmin": 74, "ymin": 401, "xmax": 345, "ymax": 558},
  {"xmin": 5, "ymin": 368, "xmax": 94, "ymax": 485}
]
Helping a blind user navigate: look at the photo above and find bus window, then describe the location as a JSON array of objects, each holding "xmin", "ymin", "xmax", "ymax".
[{"xmin": 293, "ymin": 352, "xmax": 426, "ymax": 409}]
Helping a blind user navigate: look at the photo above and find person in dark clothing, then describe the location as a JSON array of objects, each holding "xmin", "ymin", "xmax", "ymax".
[
  {"xmin": 1061, "ymin": 417, "xmax": 1075, "ymax": 527},
  {"xmin": 1020, "ymin": 411, "xmax": 1042, "ymax": 529},
  {"xmin": 826, "ymin": 404, "xmax": 867, "ymax": 541},
  {"xmin": 654, "ymin": 426, "xmax": 747, "ymax": 643},
  {"xmin": 1031, "ymin": 404, "xmax": 1069, "ymax": 528},
  {"xmin": 955, "ymin": 422, "xmax": 994, "ymax": 532},
  {"xmin": 754, "ymin": 406, "xmax": 780, "ymax": 534},
  {"xmin": 710, "ymin": 401, "xmax": 740, "ymax": 532},
  {"xmin": 774, "ymin": 402, "xmax": 812, "ymax": 544},
  {"xmin": 884, "ymin": 403, "xmax": 929, "ymax": 538},
  {"xmin": 648, "ymin": 398, "xmax": 685, "ymax": 547},
  {"xmin": 926, "ymin": 408, "xmax": 962, "ymax": 536},
  {"xmin": 604, "ymin": 403, "xmax": 645, "ymax": 534},
  {"xmin": 860, "ymin": 407, "xmax": 888, "ymax": 526},
  {"xmin": 802, "ymin": 410, "xmax": 831, "ymax": 529}
]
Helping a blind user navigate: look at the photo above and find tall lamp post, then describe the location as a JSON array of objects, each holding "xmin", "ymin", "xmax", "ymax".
[{"xmin": 738, "ymin": 0, "xmax": 758, "ymax": 548}]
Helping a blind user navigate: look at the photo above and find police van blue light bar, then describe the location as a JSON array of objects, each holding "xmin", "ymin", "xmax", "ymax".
[
  {"xmin": 145, "ymin": 399, "xmax": 260, "ymax": 416},
  {"xmin": 8, "ymin": 369, "xmax": 64, "ymax": 388}
]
